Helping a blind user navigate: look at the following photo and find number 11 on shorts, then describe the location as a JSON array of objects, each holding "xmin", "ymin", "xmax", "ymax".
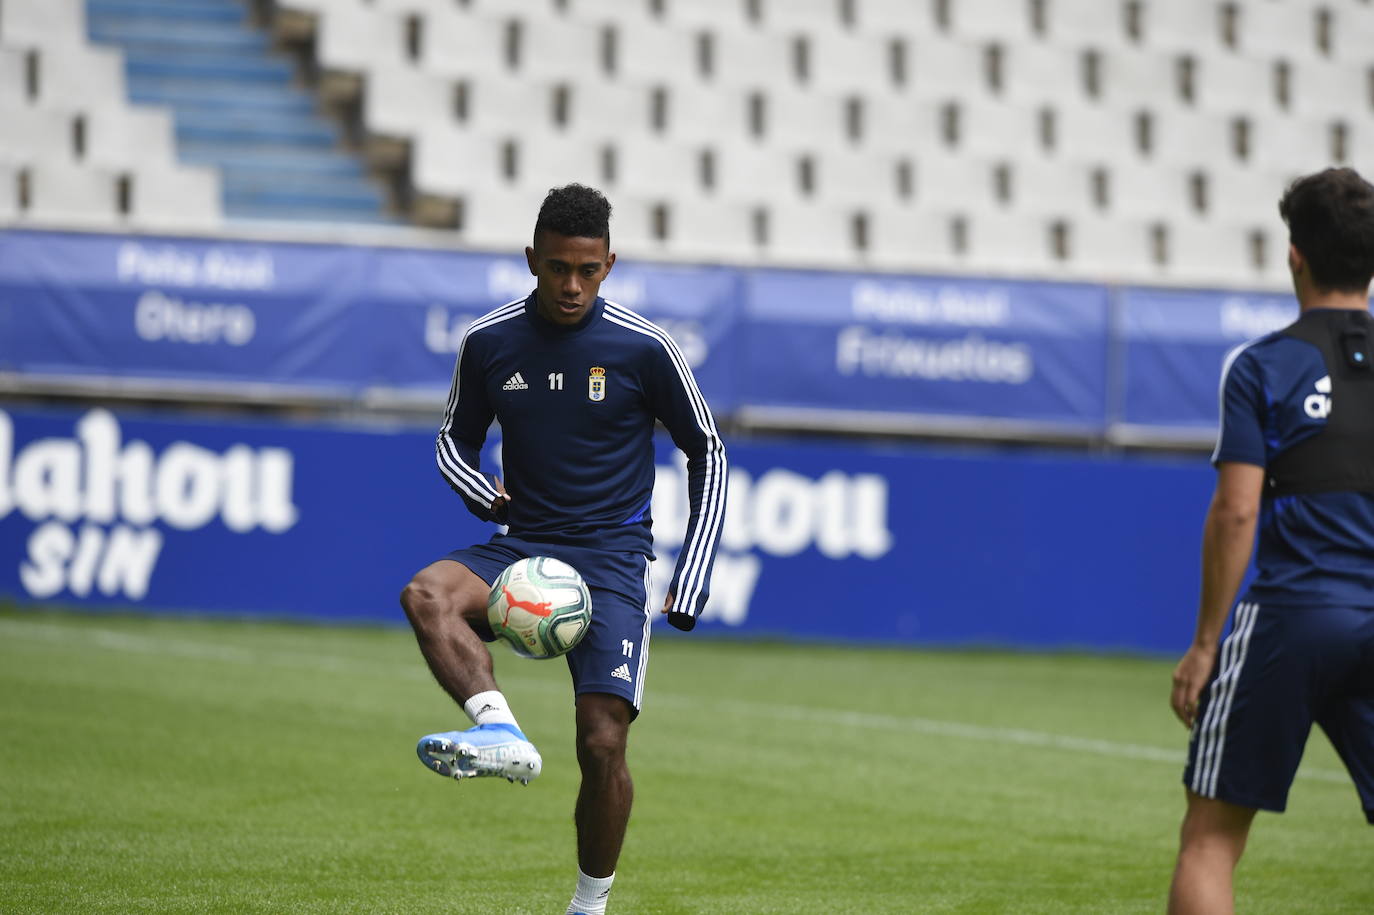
[{"xmin": 621, "ymin": 639, "xmax": 634, "ymax": 658}]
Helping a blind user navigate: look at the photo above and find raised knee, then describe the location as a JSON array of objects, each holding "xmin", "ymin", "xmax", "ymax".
[
  {"xmin": 400, "ymin": 578, "xmax": 444, "ymax": 629},
  {"xmin": 577, "ymin": 723, "xmax": 627, "ymax": 769}
]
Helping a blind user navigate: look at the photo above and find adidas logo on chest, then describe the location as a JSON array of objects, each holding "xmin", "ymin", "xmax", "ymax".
[{"xmin": 502, "ymin": 372, "xmax": 529, "ymax": 391}]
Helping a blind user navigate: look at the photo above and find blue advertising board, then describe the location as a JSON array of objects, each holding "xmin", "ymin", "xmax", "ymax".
[
  {"xmin": 737, "ymin": 270, "xmax": 1111, "ymax": 431},
  {"xmin": 0, "ymin": 404, "xmax": 1216, "ymax": 655},
  {"xmin": 1117, "ymin": 288, "xmax": 1298, "ymax": 432},
  {"xmin": 0, "ymin": 230, "xmax": 740, "ymax": 408}
]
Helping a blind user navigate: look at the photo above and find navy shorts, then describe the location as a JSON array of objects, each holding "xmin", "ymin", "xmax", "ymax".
[
  {"xmin": 440, "ymin": 534, "xmax": 654, "ymax": 717},
  {"xmin": 1183, "ymin": 601, "xmax": 1374, "ymax": 823}
]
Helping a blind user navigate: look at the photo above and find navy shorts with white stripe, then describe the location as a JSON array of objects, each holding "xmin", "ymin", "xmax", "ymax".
[
  {"xmin": 443, "ymin": 535, "xmax": 655, "ymax": 717},
  {"xmin": 1184, "ymin": 601, "xmax": 1374, "ymax": 821}
]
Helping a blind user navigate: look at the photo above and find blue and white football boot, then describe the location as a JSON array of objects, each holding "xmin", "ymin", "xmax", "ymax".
[{"xmin": 416, "ymin": 723, "xmax": 542, "ymax": 784}]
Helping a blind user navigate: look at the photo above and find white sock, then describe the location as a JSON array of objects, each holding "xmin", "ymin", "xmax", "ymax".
[
  {"xmin": 565, "ymin": 869, "xmax": 614, "ymax": 915},
  {"xmin": 462, "ymin": 690, "xmax": 520, "ymax": 730}
]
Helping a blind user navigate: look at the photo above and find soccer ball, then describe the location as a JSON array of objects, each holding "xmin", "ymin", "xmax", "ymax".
[{"xmin": 487, "ymin": 556, "xmax": 592, "ymax": 659}]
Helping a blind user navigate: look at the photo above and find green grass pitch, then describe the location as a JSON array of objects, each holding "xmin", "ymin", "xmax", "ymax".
[{"xmin": 1, "ymin": 609, "xmax": 1369, "ymax": 914}]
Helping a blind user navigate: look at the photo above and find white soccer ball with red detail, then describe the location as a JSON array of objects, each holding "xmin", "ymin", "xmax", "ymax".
[{"xmin": 487, "ymin": 557, "xmax": 592, "ymax": 659}]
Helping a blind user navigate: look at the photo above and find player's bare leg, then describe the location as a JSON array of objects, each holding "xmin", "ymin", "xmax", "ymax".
[
  {"xmin": 1167, "ymin": 791, "xmax": 1257, "ymax": 915},
  {"xmin": 563, "ymin": 693, "xmax": 633, "ymax": 913},
  {"xmin": 403, "ymin": 560, "xmax": 540, "ymax": 782},
  {"xmin": 400, "ymin": 559, "xmax": 497, "ymax": 703}
]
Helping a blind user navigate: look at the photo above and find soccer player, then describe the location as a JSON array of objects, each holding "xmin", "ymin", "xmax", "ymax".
[
  {"xmin": 1167, "ymin": 167, "xmax": 1374, "ymax": 914},
  {"xmin": 400, "ymin": 183, "xmax": 727, "ymax": 915}
]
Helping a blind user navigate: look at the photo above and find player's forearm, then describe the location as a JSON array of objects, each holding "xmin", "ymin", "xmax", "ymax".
[{"xmin": 1193, "ymin": 498, "xmax": 1258, "ymax": 648}]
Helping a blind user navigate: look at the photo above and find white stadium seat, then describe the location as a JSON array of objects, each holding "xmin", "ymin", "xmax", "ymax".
[
  {"xmin": 84, "ymin": 107, "xmax": 177, "ymax": 170},
  {"xmin": 811, "ymin": 147, "xmax": 914, "ymax": 207},
  {"xmin": 659, "ymin": 0, "xmax": 754, "ymax": 31},
  {"xmin": 1043, "ymin": 0, "xmax": 1130, "ymax": 48},
  {"xmin": 851, "ymin": 0, "xmax": 936, "ymax": 38},
  {"xmin": 906, "ymin": 36, "xmax": 989, "ymax": 98},
  {"xmin": 1285, "ymin": 59, "xmax": 1370, "ymax": 119},
  {"xmin": 0, "ymin": 163, "xmax": 18, "ymax": 221},
  {"xmin": 1145, "ymin": 108, "xmax": 1239, "ymax": 168},
  {"xmin": 659, "ymin": 198, "xmax": 759, "ymax": 263},
  {"xmin": 761, "ymin": 199, "xmax": 862, "ymax": 267},
  {"xmin": 944, "ymin": 0, "xmax": 1037, "ymax": 42},
  {"xmin": 958, "ymin": 210, "xmax": 1058, "ymax": 275},
  {"xmin": 1132, "ymin": 0, "xmax": 1227, "ymax": 55},
  {"xmin": 997, "ymin": 41, "xmax": 1090, "ymax": 105},
  {"xmin": 603, "ymin": 21, "xmax": 699, "ymax": 84},
  {"xmin": 363, "ymin": 65, "xmax": 454, "ymax": 140},
  {"xmin": 909, "ymin": 152, "xmax": 1001, "ymax": 211},
  {"xmin": 0, "ymin": 45, "xmax": 28, "ymax": 106},
  {"xmin": 1248, "ymin": 114, "xmax": 1344, "ymax": 173},
  {"xmin": 417, "ymin": 9, "xmax": 510, "ymax": 79},
  {"xmin": 803, "ymin": 31, "xmax": 901, "ymax": 95},
  {"xmin": 1199, "ymin": 166, "xmax": 1294, "ymax": 226},
  {"xmin": 755, "ymin": 86, "xmax": 854, "ymax": 149},
  {"xmin": 34, "ymin": 43, "xmax": 127, "ymax": 112},
  {"xmin": 607, "ymin": 135, "xmax": 707, "ymax": 197},
  {"xmin": 1189, "ymin": 53, "xmax": 1281, "ymax": 115},
  {"xmin": 862, "ymin": 93, "xmax": 947, "ymax": 153},
  {"xmin": 1106, "ymin": 162, "xmax": 1197, "ymax": 220},
  {"xmin": 0, "ymin": 0, "xmax": 86, "ymax": 48},
  {"xmin": 756, "ymin": 0, "xmax": 847, "ymax": 33},
  {"xmin": 705, "ymin": 29, "xmax": 796, "ymax": 88},
  {"xmin": 454, "ymin": 74, "xmax": 562, "ymax": 134},
  {"xmin": 457, "ymin": 183, "xmax": 547, "ymax": 251},
  {"xmin": 711, "ymin": 139, "xmax": 809, "ymax": 204},
  {"xmin": 1232, "ymin": 0, "xmax": 1321, "ymax": 59},
  {"xmin": 510, "ymin": 134, "xmax": 606, "ymax": 194},
  {"xmin": 317, "ymin": 4, "xmax": 407, "ymax": 73},
  {"xmin": 128, "ymin": 166, "xmax": 223, "ymax": 232},
  {"xmin": 1093, "ymin": 46, "xmax": 1181, "ymax": 108},
  {"xmin": 512, "ymin": 17, "xmax": 603, "ymax": 80},
  {"xmin": 658, "ymin": 84, "xmax": 755, "ymax": 142},
  {"xmin": 863, "ymin": 204, "xmax": 961, "ymax": 272},
  {"xmin": 943, "ymin": 98, "xmax": 1043, "ymax": 157},
  {"xmin": 412, "ymin": 126, "xmax": 506, "ymax": 198},
  {"xmin": 1058, "ymin": 214, "xmax": 1159, "ymax": 282},
  {"xmin": 1001, "ymin": 158, "xmax": 1099, "ymax": 216},
  {"xmin": 0, "ymin": 105, "xmax": 75, "ymax": 164},
  {"xmin": 24, "ymin": 161, "xmax": 120, "ymax": 227}
]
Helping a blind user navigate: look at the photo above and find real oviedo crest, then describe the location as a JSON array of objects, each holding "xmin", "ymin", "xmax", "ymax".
[{"xmin": 588, "ymin": 366, "xmax": 606, "ymax": 402}]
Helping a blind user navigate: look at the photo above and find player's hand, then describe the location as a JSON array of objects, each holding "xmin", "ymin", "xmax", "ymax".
[
  {"xmin": 489, "ymin": 476, "xmax": 511, "ymax": 524},
  {"xmin": 662, "ymin": 591, "xmax": 696, "ymax": 632},
  {"xmin": 1170, "ymin": 644, "xmax": 1217, "ymax": 728}
]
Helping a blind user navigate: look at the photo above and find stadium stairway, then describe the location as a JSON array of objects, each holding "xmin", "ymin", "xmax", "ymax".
[{"xmin": 86, "ymin": 0, "xmax": 394, "ymax": 224}]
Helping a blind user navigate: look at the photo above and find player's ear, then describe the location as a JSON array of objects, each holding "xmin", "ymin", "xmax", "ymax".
[
  {"xmin": 603, "ymin": 249, "xmax": 616, "ymax": 274},
  {"xmin": 1287, "ymin": 243, "xmax": 1303, "ymax": 276},
  {"xmin": 525, "ymin": 246, "xmax": 538, "ymax": 276}
]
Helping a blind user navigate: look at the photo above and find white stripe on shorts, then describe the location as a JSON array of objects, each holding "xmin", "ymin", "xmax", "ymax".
[
  {"xmin": 1191, "ymin": 601, "xmax": 1261, "ymax": 797},
  {"xmin": 634, "ymin": 555, "xmax": 652, "ymax": 710}
]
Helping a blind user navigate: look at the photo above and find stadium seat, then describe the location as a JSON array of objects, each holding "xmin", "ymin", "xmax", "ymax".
[
  {"xmin": 910, "ymin": 151, "xmax": 1001, "ymax": 210},
  {"xmin": 760, "ymin": 199, "xmax": 863, "ymax": 267},
  {"xmin": 943, "ymin": 0, "xmax": 1038, "ymax": 42},
  {"xmin": 1285, "ymin": 59, "xmax": 1370, "ymax": 119},
  {"xmin": 1144, "ymin": 108, "xmax": 1239, "ymax": 167},
  {"xmin": 417, "ymin": 8, "xmax": 511, "ymax": 79},
  {"xmin": 658, "ymin": 197, "xmax": 759, "ymax": 263},
  {"xmin": 457, "ymin": 183, "xmax": 547, "ymax": 251},
  {"xmin": 850, "ymin": 0, "xmax": 936, "ymax": 38},
  {"xmin": 0, "ymin": 163, "xmax": 17, "ymax": 221},
  {"xmin": 1131, "ymin": 0, "xmax": 1227, "ymax": 55},
  {"xmin": 1106, "ymin": 161, "xmax": 1196, "ymax": 219},
  {"xmin": 756, "ymin": 86, "xmax": 855, "ymax": 148},
  {"xmin": 0, "ymin": 105, "xmax": 75, "ymax": 165},
  {"xmin": 1042, "ymin": 0, "xmax": 1130, "ymax": 48},
  {"xmin": 658, "ymin": 83, "xmax": 755, "ymax": 142},
  {"xmin": 607, "ymin": 135, "xmax": 708, "ymax": 197},
  {"xmin": 705, "ymin": 28, "xmax": 796, "ymax": 88},
  {"xmin": 0, "ymin": 45, "xmax": 28, "ymax": 106},
  {"xmin": 862, "ymin": 92, "xmax": 948, "ymax": 152},
  {"xmin": 1199, "ymin": 166, "xmax": 1293, "ymax": 225},
  {"xmin": 1187, "ymin": 52, "xmax": 1281, "ymax": 115},
  {"xmin": 1232, "ymin": 0, "xmax": 1321, "ymax": 59},
  {"xmin": 564, "ymin": 0, "xmax": 660, "ymax": 27},
  {"xmin": 1328, "ymin": 3, "xmax": 1374, "ymax": 63},
  {"xmin": 411, "ymin": 125, "xmax": 506, "ymax": 199},
  {"xmin": 906, "ymin": 36, "xmax": 990, "ymax": 97},
  {"xmin": 511, "ymin": 134, "xmax": 606, "ymax": 195},
  {"xmin": 1001, "ymin": 158, "xmax": 1099, "ymax": 216},
  {"xmin": 363, "ymin": 64, "xmax": 454, "ymax": 142},
  {"xmin": 1158, "ymin": 217, "xmax": 1271, "ymax": 286},
  {"xmin": 1247, "ymin": 114, "xmax": 1343, "ymax": 173},
  {"xmin": 316, "ymin": 3, "xmax": 407, "ymax": 76},
  {"xmin": 995, "ymin": 41, "xmax": 1090, "ymax": 104},
  {"xmin": 958, "ymin": 210, "xmax": 1058, "ymax": 275},
  {"xmin": 1058, "ymin": 214, "xmax": 1158, "ymax": 281},
  {"xmin": 33, "ymin": 43, "xmax": 126, "ymax": 112},
  {"xmin": 0, "ymin": 0, "xmax": 85, "ymax": 47},
  {"xmin": 601, "ymin": 20, "xmax": 699, "ymax": 83},
  {"xmin": 659, "ymin": 0, "xmax": 754, "ymax": 31},
  {"xmin": 1092, "ymin": 46, "xmax": 1182, "ymax": 108},
  {"xmin": 863, "ymin": 203, "xmax": 962, "ymax": 272},
  {"xmin": 755, "ymin": 0, "xmax": 848, "ymax": 33},
  {"xmin": 453, "ymin": 74, "xmax": 563, "ymax": 134},
  {"xmin": 128, "ymin": 165, "xmax": 223, "ymax": 232},
  {"xmin": 943, "ymin": 98, "xmax": 1043, "ymax": 157},
  {"xmin": 711, "ymin": 139, "xmax": 809, "ymax": 204},
  {"xmin": 803, "ymin": 31, "xmax": 901, "ymax": 95},
  {"xmin": 560, "ymin": 78, "xmax": 658, "ymax": 139},
  {"xmin": 513, "ymin": 17, "xmax": 604, "ymax": 79},
  {"xmin": 811, "ymin": 147, "xmax": 914, "ymax": 207},
  {"xmin": 24, "ymin": 162, "xmax": 120, "ymax": 227},
  {"xmin": 84, "ymin": 107, "xmax": 178, "ymax": 171}
]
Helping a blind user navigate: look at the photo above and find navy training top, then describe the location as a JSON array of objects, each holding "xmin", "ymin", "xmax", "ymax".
[
  {"xmin": 1213, "ymin": 308, "xmax": 1374, "ymax": 608},
  {"xmin": 435, "ymin": 293, "xmax": 728, "ymax": 625}
]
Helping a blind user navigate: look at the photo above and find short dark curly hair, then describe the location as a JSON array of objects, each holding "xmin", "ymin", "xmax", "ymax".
[
  {"xmin": 533, "ymin": 183, "xmax": 612, "ymax": 248},
  {"xmin": 1279, "ymin": 167, "xmax": 1374, "ymax": 293}
]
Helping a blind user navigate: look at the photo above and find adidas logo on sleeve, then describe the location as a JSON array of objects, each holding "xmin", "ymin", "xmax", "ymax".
[{"xmin": 502, "ymin": 372, "xmax": 529, "ymax": 391}]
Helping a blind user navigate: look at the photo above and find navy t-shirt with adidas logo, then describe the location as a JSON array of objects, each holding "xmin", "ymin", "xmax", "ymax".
[
  {"xmin": 435, "ymin": 293, "xmax": 728, "ymax": 624},
  {"xmin": 1214, "ymin": 308, "xmax": 1374, "ymax": 608}
]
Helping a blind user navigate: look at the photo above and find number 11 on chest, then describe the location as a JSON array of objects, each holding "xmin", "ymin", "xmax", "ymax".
[{"xmin": 548, "ymin": 372, "xmax": 564, "ymax": 390}]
